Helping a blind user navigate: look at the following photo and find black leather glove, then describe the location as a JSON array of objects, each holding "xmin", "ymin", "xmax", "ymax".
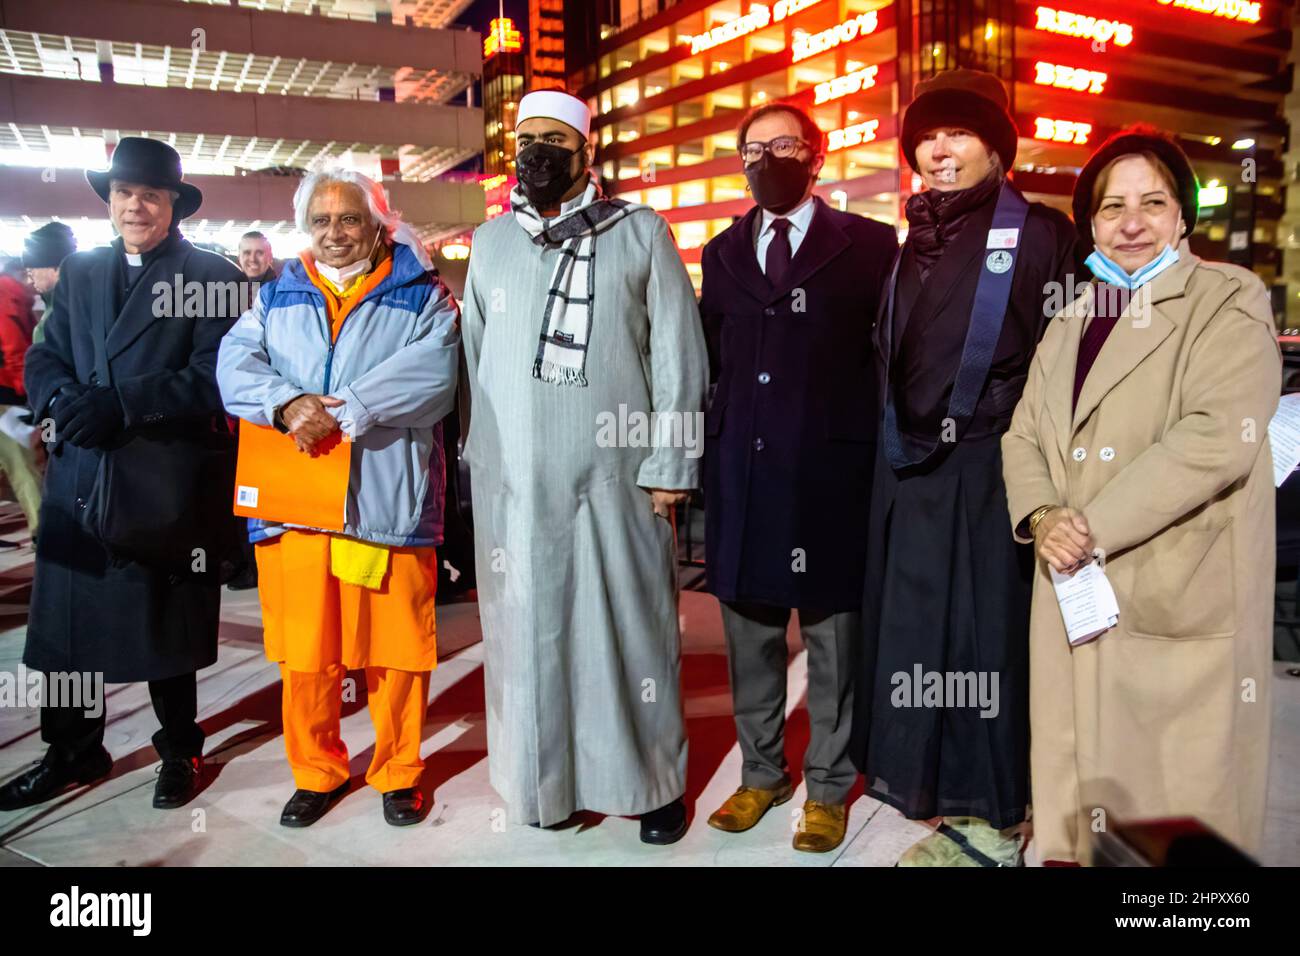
[
  {"xmin": 59, "ymin": 386, "xmax": 125, "ymax": 448},
  {"xmin": 50, "ymin": 383, "xmax": 92, "ymax": 433}
]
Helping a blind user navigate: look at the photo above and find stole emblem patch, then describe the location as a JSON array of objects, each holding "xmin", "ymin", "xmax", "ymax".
[{"xmin": 985, "ymin": 250, "xmax": 1014, "ymax": 274}]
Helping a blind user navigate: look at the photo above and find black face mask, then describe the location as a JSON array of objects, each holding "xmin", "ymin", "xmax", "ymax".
[
  {"xmin": 516, "ymin": 141, "xmax": 584, "ymax": 208},
  {"xmin": 745, "ymin": 154, "xmax": 812, "ymax": 215}
]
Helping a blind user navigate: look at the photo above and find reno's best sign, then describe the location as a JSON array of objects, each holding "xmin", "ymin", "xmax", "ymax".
[{"xmin": 792, "ymin": 11, "xmax": 880, "ymax": 63}]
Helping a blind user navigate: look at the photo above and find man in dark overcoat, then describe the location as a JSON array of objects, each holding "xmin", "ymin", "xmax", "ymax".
[
  {"xmin": 699, "ymin": 102, "xmax": 896, "ymax": 853},
  {"xmin": 0, "ymin": 138, "xmax": 244, "ymax": 813}
]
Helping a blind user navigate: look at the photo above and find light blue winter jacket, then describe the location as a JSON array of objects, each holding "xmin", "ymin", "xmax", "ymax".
[{"xmin": 216, "ymin": 242, "xmax": 460, "ymax": 547}]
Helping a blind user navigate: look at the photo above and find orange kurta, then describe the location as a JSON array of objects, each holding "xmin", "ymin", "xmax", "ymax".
[{"xmin": 255, "ymin": 529, "xmax": 439, "ymax": 672}]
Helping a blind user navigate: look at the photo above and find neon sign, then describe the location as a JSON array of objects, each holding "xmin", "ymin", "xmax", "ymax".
[
  {"xmin": 827, "ymin": 118, "xmax": 880, "ymax": 151},
  {"xmin": 1033, "ymin": 117, "xmax": 1093, "ymax": 145},
  {"xmin": 1035, "ymin": 61, "xmax": 1107, "ymax": 94},
  {"xmin": 1035, "ymin": 7, "xmax": 1133, "ymax": 46},
  {"xmin": 792, "ymin": 11, "xmax": 879, "ymax": 63},
  {"xmin": 484, "ymin": 17, "xmax": 522, "ymax": 58},
  {"xmin": 1199, "ymin": 182, "xmax": 1229, "ymax": 206},
  {"xmin": 681, "ymin": 0, "xmax": 827, "ymax": 56},
  {"xmin": 813, "ymin": 65, "xmax": 879, "ymax": 105},
  {"xmin": 1155, "ymin": 0, "xmax": 1261, "ymax": 24}
]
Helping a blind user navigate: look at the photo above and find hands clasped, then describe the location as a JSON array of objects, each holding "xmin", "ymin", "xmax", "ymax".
[{"xmin": 281, "ymin": 393, "xmax": 345, "ymax": 454}]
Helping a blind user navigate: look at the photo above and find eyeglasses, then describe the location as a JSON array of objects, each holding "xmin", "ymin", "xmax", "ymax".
[{"xmin": 740, "ymin": 136, "xmax": 810, "ymax": 163}]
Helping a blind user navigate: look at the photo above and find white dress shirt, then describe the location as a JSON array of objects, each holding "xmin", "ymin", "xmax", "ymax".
[{"xmin": 754, "ymin": 196, "xmax": 815, "ymax": 273}]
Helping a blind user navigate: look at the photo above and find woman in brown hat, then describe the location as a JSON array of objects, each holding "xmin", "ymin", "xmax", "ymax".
[
  {"xmin": 1002, "ymin": 124, "xmax": 1280, "ymax": 863},
  {"xmin": 849, "ymin": 68, "xmax": 1083, "ymax": 866}
]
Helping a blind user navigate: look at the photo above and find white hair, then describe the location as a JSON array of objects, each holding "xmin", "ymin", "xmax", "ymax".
[{"xmin": 292, "ymin": 166, "xmax": 433, "ymax": 270}]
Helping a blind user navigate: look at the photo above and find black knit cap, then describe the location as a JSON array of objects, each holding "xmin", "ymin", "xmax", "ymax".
[
  {"xmin": 1071, "ymin": 124, "xmax": 1199, "ymax": 254},
  {"xmin": 901, "ymin": 68, "xmax": 1019, "ymax": 173},
  {"xmin": 22, "ymin": 221, "xmax": 77, "ymax": 269}
]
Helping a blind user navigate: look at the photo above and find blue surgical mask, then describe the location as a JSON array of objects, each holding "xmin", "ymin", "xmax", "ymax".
[{"xmin": 1085, "ymin": 243, "xmax": 1180, "ymax": 291}]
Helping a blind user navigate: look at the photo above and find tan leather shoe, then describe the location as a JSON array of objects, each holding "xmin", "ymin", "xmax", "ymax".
[
  {"xmin": 793, "ymin": 800, "xmax": 847, "ymax": 853},
  {"xmin": 707, "ymin": 782, "xmax": 795, "ymax": 833}
]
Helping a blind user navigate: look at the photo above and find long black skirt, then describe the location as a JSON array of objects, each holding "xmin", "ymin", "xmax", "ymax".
[{"xmin": 849, "ymin": 434, "xmax": 1031, "ymax": 829}]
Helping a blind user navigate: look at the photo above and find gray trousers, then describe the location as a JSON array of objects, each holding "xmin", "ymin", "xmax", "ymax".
[{"xmin": 719, "ymin": 601, "xmax": 858, "ymax": 804}]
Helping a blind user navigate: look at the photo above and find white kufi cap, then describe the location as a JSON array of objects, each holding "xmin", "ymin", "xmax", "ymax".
[{"xmin": 516, "ymin": 90, "xmax": 592, "ymax": 140}]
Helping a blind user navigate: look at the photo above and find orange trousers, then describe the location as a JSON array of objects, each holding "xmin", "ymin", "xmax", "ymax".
[
  {"xmin": 255, "ymin": 530, "xmax": 438, "ymax": 793},
  {"xmin": 279, "ymin": 663, "xmax": 431, "ymax": 792}
]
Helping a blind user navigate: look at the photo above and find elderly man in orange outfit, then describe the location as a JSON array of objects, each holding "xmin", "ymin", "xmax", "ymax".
[{"xmin": 217, "ymin": 167, "xmax": 460, "ymax": 827}]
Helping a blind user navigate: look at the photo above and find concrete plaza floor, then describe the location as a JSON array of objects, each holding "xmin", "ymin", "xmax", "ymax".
[{"xmin": 0, "ymin": 505, "xmax": 1296, "ymax": 867}]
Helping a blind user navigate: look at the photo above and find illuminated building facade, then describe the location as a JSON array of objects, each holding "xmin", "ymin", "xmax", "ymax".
[
  {"xmin": 529, "ymin": 0, "xmax": 569, "ymax": 89},
  {"xmin": 561, "ymin": 0, "xmax": 1291, "ymax": 306},
  {"xmin": 484, "ymin": 17, "xmax": 527, "ymax": 177},
  {"xmin": 0, "ymin": 0, "xmax": 487, "ymax": 256}
]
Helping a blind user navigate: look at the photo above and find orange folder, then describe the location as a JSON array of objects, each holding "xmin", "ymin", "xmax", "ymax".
[{"xmin": 232, "ymin": 422, "xmax": 351, "ymax": 532}]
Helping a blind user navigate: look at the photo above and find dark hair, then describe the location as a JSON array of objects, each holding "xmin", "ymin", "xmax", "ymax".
[
  {"xmin": 737, "ymin": 103, "xmax": 826, "ymax": 157},
  {"xmin": 1088, "ymin": 150, "xmax": 1180, "ymax": 220},
  {"xmin": 240, "ymin": 230, "xmax": 270, "ymax": 243}
]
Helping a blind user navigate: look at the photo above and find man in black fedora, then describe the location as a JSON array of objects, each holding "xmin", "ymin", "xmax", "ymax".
[
  {"xmin": 848, "ymin": 69, "xmax": 1083, "ymax": 866},
  {"xmin": 0, "ymin": 136, "xmax": 245, "ymax": 813}
]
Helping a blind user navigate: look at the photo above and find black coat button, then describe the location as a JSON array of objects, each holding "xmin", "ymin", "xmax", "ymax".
[
  {"xmin": 757, "ymin": 372, "xmax": 771, "ymax": 384},
  {"xmin": 753, "ymin": 438, "xmax": 765, "ymax": 451},
  {"xmin": 763, "ymin": 307, "xmax": 776, "ymax": 317}
]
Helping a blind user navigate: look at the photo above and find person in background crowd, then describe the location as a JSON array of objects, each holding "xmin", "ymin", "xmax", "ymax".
[
  {"xmin": 224, "ymin": 226, "xmax": 279, "ymax": 593},
  {"xmin": 0, "ymin": 137, "xmax": 243, "ymax": 814},
  {"xmin": 237, "ymin": 230, "xmax": 277, "ymax": 284},
  {"xmin": 22, "ymin": 222, "xmax": 77, "ymax": 344},
  {"xmin": 699, "ymin": 102, "xmax": 896, "ymax": 853},
  {"xmin": 0, "ymin": 259, "xmax": 42, "ymax": 541},
  {"xmin": 1002, "ymin": 125, "xmax": 1279, "ymax": 864},
  {"xmin": 460, "ymin": 89, "xmax": 707, "ymax": 844},
  {"xmin": 217, "ymin": 167, "xmax": 460, "ymax": 828},
  {"xmin": 849, "ymin": 69, "xmax": 1082, "ymax": 867}
]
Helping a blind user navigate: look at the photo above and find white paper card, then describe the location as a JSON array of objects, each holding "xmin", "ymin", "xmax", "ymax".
[
  {"xmin": 1268, "ymin": 393, "xmax": 1300, "ymax": 488},
  {"xmin": 1050, "ymin": 560, "xmax": 1119, "ymax": 646},
  {"xmin": 987, "ymin": 228, "xmax": 1020, "ymax": 249}
]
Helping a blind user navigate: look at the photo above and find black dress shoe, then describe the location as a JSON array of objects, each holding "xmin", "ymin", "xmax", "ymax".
[
  {"xmin": 528, "ymin": 811, "xmax": 576, "ymax": 830},
  {"xmin": 280, "ymin": 781, "xmax": 349, "ymax": 828},
  {"xmin": 153, "ymin": 756, "xmax": 203, "ymax": 809},
  {"xmin": 640, "ymin": 798, "xmax": 688, "ymax": 845},
  {"xmin": 382, "ymin": 787, "xmax": 425, "ymax": 826},
  {"xmin": 0, "ymin": 747, "xmax": 113, "ymax": 811},
  {"xmin": 225, "ymin": 566, "xmax": 258, "ymax": 591}
]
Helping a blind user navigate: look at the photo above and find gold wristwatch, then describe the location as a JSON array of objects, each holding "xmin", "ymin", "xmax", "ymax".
[{"xmin": 1027, "ymin": 505, "xmax": 1057, "ymax": 537}]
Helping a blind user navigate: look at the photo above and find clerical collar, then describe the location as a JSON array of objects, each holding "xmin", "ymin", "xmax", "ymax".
[{"xmin": 124, "ymin": 252, "xmax": 143, "ymax": 267}]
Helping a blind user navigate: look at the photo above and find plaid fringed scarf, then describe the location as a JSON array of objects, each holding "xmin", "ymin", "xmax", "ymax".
[{"xmin": 510, "ymin": 177, "xmax": 646, "ymax": 387}]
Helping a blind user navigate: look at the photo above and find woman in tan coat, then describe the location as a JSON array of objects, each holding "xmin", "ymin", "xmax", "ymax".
[{"xmin": 1002, "ymin": 125, "xmax": 1280, "ymax": 864}]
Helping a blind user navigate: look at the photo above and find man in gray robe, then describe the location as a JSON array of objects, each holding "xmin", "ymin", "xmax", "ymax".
[{"xmin": 461, "ymin": 90, "xmax": 707, "ymax": 844}]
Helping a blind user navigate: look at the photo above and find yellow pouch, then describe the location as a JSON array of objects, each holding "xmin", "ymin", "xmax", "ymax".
[{"xmin": 329, "ymin": 535, "xmax": 391, "ymax": 589}]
